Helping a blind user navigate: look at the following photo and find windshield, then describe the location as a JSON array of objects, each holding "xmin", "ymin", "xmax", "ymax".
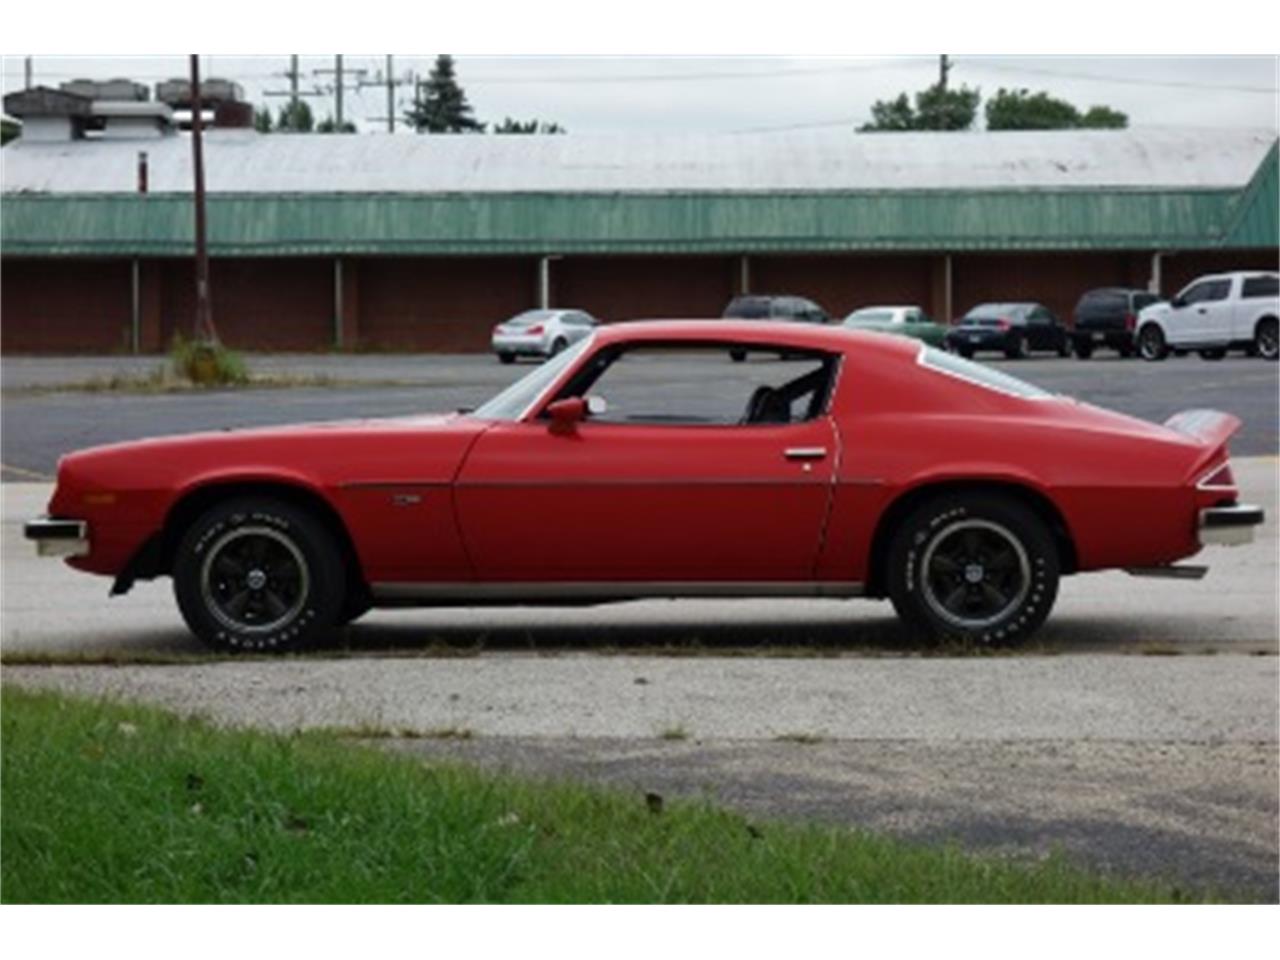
[{"xmin": 471, "ymin": 335, "xmax": 594, "ymax": 421}]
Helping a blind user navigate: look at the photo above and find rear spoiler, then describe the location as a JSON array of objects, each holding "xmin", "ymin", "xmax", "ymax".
[{"xmin": 1163, "ymin": 409, "xmax": 1243, "ymax": 449}]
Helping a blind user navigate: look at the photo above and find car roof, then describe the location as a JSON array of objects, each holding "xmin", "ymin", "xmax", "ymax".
[
  {"xmin": 850, "ymin": 305, "xmax": 918, "ymax": 312},
  {"xmin": 967, "ymin": 302, "xmax": 1040, "ymax": 313},
  {"xmin": 592, "ymin": 319, "xmax": 919, "ymax": 358}
]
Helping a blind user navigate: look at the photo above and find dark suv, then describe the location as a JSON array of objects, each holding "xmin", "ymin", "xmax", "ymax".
[
  {"xmin": 1071, "ymin": 288, "xmax": 1162, "ymax": 359},
  {"xmin": 722, "ymin": 295, "xmax": 831, "ymax": 361}
]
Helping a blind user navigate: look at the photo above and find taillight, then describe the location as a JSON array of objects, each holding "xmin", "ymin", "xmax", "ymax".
[
  {"xmin": 525, "ymin": 324, "xmax": 545, "ymax": 335},
  {"xmin": 1197, "ymin": 461, "xmax": 1237, "ymax": 491},
  {"xmin": 1124, "ymin": 312, "xmax": 1137, "ymax": 332},
  {"xmin": 997, "ymin": 319, "xmax": 1011, "ymax": 331}
]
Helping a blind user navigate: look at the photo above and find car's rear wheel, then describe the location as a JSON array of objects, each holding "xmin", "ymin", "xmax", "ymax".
[
  {"xmin": 1137, "ymin": 324, "xmax": 1168, "ymax": 361},
  {"xmin": 1198, "ymin": 348, "xmax": 1226, "ymax": 361},
  {"xmin": 1255, "ymin": 317, "xmax": 1278, "ymax": 361},
  {"xmin": 173, "ymin": 497, "xmax": 345, "ymax": 653},
  {"xmin": 1056, "ymin": 337, "xmax": 1071, "ymax": 358},
  {"xmin": 1073, "ymin": 340, "xmax": 1093, "ymax": 360},
  {"xmin": 549, "ymin": 337, "xmax": 568, "ymax": 357},
  {"xmin": 498, "ymin": 353, "xmax": 515, "ymax": 365},
  {"xmin": 886, "ymin": 494, "xmax": 1060, "ymax": 646},
  {"xmin": 1117, "ymin": 342, "xmax": 1135, "ymax": 359},
  {"xmin": 957, "ymin": 346, "xmax": 974, "ymax": 359},
  {"xmin": 1004, "ymin": 334, "xmax": 1027, "ymax": 360},
  {"xmin": 729, "ymin": 348, "xmax": 747, "ymax": 363}
]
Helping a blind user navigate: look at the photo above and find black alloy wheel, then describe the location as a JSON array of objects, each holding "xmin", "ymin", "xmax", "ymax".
[
  {"xmin": 1138, "ymin": 324, "xmax": 1168, "ymax": 361},
  {"xmin": 173, "ymin": 498, "xmax": 346, "ymax": 652},
  {"xmin": 886, "ymin": 493, "xmax": 1060, "ymax": 646},
  {"xmin": 1256, "ymin": 318, "xmax": 1279, "ymax": 361}
]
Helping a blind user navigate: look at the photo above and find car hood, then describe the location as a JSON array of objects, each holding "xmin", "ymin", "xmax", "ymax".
[{"xmin": 51, "ymin": 412, "xmax": 491, "ymax": 510}]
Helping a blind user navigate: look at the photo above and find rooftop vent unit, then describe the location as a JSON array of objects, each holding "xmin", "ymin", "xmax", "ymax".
[
  {"xmin": 59, "ymin": 78, "xmax": 149, "ymax": 102},
  {"xmin": 155, "ymin": 77, "xmax": 245, "ymax": 108}
]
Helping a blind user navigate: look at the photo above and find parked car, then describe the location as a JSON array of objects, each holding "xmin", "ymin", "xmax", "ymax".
[
  {"xmin": 27, "ymin": 320, "xmax": 1262, "ymax": 652},
  {"xmin": 492, "ymin": 308, "xmax": 599, "ymax": 363},
  {"xmin": 842, "ymin": 305, "xmax": 947, "ymax": 348},
  {"xmin": 1070, "ymin": 288, "xmax": 1163, "ymax": 359},
  {"xmin": 722, "ymin": 295, "xmax": 830, "ymax": 361},
  {"xmin": 945, "ymin": 302, "xmax": 1071, "ymax": 359},
  {"xmin": 1135, "ymin": 272, "xmax": 1279, "ymax": 362},
  {"xmin": 722, "ymin": 295, "xmax": 830, "ymax": 325}
]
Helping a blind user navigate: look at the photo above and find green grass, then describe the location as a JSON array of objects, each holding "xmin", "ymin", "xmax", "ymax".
[{"xmin": 1, "ymin": 685, "xmax": 1207, "ymax": 904}]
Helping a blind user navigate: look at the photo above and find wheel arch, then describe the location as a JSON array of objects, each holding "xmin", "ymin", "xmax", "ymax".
[
  {"xmin": 863, "ymin": 479, "xmax": 1079, "ymax": 598},
  {"xmin": 1254, "ymin": 313, "xmax": 1278, "ymax": 334},
  {"xmin": 123, "ymin": 479, "xmax": 368, "ymax": 598}
]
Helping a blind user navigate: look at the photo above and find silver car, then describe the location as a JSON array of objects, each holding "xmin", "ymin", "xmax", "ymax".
[{"xmin": 491, "ymin": 309, "xmax": 599, "ymax": 364}]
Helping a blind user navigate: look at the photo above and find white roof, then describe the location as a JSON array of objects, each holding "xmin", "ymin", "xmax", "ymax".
[{"xmin": 2, "ymin": 126, "xmax": 1273, "ymax": 195}]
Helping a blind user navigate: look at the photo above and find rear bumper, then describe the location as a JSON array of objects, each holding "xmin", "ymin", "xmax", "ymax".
[
  {"xmin": 1199, "ymin": 504, "xmax": 1265, "ymax": 546},
  {"xmin": 24, "ymin": 516, "xmax": 89, "ymax": 557},
  {"xmin": 492, "ymin": 334, "xmax": 549, "ymax": 356}
]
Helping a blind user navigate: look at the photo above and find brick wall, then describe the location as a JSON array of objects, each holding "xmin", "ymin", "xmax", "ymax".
[{"xmin": 1, "ymin": 258, "xmax": 132, "ymax": 353}]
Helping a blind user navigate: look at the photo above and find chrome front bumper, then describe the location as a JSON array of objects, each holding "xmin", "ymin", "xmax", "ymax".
[
  {"xmin": 24, "ymin": 516, "xmax": 89, "ymax": 557},
  {"xmin": 1199, "ymin": 504, "xmax": 1265, "ymax": 546}
]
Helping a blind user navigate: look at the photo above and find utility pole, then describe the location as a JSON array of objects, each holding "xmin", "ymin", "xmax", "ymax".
[
  {"xmin": 189, "ymin": 54, "xmax": 217, "ymax": 344},
  {"xmin": 386, "ymin": 55, "xmax": 394, "ymax": 133},
  {"xmin": 264, "ymin": 56, "xmax": 325, "ymax": 130},
  {"xmin": 335, "ymin": 55, "xmax": 344, "ymax": 128},
  {"xmin": 24, "ymin": 56, "xmax": 32, "ymax": 89},
  {"xmin": 939, "ymin": 54, "xmax": 951, "ymax": 91},
  {"xmin": 314, "ymin": 56, "xmax": 366, "ymax": 130}
]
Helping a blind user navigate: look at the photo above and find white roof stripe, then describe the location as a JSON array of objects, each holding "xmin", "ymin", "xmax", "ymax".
[{"xmin": 2, "ymin": 126, "xmax": 1274, "ymax": 195}]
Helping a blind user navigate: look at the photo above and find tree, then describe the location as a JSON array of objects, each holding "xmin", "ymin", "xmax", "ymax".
[
  {"xmin": 253, "ymin": 105, "xmax": 274, "ymax": 133},
  {"xmin": 985, "ymin": 87, "xmax": 1128, "ymax": 131},
  {"xmin": 1, "ymin": 117, "xmax": 19, "ymax": 146},
  {"xmin": 277, "ymin": 99, "xmax": 314, "ymax": 132},
  {"xmin": 404, "ymin": 54, "xmax": 484, "ymax": 133},
  {"xmin": 860, "ymin": 83, "xmax": 980, "ymax": 132},
  {"xmin": 492, "ymin": 117, "xmax": 566, "ymax": 134},
  {"xmin": 316, "ymin": 115, "xmax": 357, "ymax": 133},
  {"xmin": 1080, "ymin": 104, "xmax": 1128, "ymax": 129}
]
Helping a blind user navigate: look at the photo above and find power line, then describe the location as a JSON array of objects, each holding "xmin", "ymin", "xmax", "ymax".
[
  {"xmin": 962, "ymin": 60, "xmax": 1276, "ymax": 94},
  {"xmin": 460, "ymin": 59, "xmax": 918, "ymax": 85}
]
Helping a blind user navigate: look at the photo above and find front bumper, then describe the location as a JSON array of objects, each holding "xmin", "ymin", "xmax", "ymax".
[
  {"xmin": 1199, "ymin": 504, "xmax": 1265, "ymax": 546},
  {"xmin": 25, "ymin": 516, "xmax": 90, "ymax": 557}
]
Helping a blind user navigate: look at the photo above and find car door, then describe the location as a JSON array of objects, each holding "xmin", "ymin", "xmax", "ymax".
[
  {"xmin": 1024, "ymin": 307, "xmax": 1054, "ymax": 350},
  {"xmin": 454, "ymin": 344, "xmax": 840, "ymax": 583},
  {"xmin": 1168, "ymin": 279, "xmax": 1226, "ymax": 343}
]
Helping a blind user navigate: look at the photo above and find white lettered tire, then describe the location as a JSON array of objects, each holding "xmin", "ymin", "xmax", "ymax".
[
  {"xmin": 887, "ymin": 493, "xmax": 1060, "ymax": 646},
  {"xmin": 173, "ymin": 497, "xmax": 345, "ymax": 653}
]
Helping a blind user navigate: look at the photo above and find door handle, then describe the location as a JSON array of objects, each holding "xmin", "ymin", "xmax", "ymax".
[{"xmin": 784, "ymin": 447, "xmax": 827, "ymax": 461}]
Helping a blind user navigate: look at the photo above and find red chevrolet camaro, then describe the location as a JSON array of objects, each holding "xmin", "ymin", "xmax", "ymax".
[{"xmin": 26, "ymin": 320, "xmax": 1264, "ymax": 651}]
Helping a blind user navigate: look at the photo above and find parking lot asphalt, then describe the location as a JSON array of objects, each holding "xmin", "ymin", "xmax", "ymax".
[{"xmin": 2, "ymin": 351, "xmax": 1277, "ymax": 479}]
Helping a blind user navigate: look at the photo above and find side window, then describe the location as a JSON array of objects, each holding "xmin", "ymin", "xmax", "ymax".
[
  {"xmin": 1181, "ymin": 280, "xmax": 1230, "ymax": 305},
  {"xmin": 1242, "ymin": 275, "xmax": 1279, "ymax": 299},
  {"xmin": 1028, "ymin": 307, "xmax": 1052, "ymax": 326},
  {"xmin": 550, "ymin": 344, "xmax": 838, "ymax": 426}
]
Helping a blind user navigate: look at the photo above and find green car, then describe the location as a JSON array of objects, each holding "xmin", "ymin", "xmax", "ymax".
[{"xmin": 843, "ymin": 305, "xmax": 947, "ymax": 348}]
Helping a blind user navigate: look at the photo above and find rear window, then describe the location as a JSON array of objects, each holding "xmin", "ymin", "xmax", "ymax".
[
  {"xmin": 846, "ymin": 310, "xmax": 895, "ymax": 323},
  {"xmin": 723, "ymin": 297, "xmax": 771, "ymax": 319},
  {"xmin": 1242, "ymin": 275, "xmax": 1279, "ymax": 299},
  {"xmin": 918, "ymin": 346, "xmax": 1052, "ymax": 400},
  {"xmin": 1132, "ymin": 293, "xmax": 1160, "ymax": 310},
  {"xmin": 506, "ymin": 309, "xmax": 556, "ymax": 327},
  {"xmin": 1079, "ymin": 291, "xmax": 1126, "ymax": 313}
]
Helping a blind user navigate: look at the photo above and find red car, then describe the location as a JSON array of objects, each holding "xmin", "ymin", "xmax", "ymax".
[{"xmin": 26, "ymin": 321, "xmax": 1264, "ymax": 651}]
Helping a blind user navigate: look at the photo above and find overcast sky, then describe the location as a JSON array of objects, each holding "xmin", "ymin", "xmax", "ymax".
[{"xmin": 2, "ymin": 55, "xmax": 1276, "ymax": 134}]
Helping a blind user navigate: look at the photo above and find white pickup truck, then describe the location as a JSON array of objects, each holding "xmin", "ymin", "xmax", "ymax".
[{"xmin": 1135, "ymin": 271, "xmax": 1278, "ymax": 362}]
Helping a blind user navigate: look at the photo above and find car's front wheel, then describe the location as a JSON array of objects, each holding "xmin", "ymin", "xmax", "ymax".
[
  {"xmin": 173, "ymin": 497, "xmax": 345, "ymax": 653},
  {"xmin": 1137, "ymin": 324, "xmax": 1168, "ymax": 361},
  {"xmin": 1004, "ymin": 334, "xmax": 1028, "ymax": 360},
  {"xmin": 1073, "ymin": 340, "xmax": 1094, "ymax": 360},
  {"xmin": 886, "ymin": 494, "xmax": 1060, "ymax": 646},
  {"xmin": 497, "ymin": 353, "xmax": 515, "ymax": 365}
]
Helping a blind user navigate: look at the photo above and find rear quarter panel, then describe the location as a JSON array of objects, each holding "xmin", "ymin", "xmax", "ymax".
[{"xmin": 818, "ymin": 344, "xmax": 1204, "ymax": 581}]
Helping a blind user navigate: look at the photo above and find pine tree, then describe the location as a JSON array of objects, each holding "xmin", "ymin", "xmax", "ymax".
[{"xmin": 404, "ymin": 54, "xmax": 485, "ymax": 133}]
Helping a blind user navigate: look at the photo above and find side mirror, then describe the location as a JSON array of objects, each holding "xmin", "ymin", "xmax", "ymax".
[
  {"xmin": 1171, "ymin": 295, "xmax": 1186, "ymax": 309},
  {"xmin": 546, "ymin": 395, "xmax": 606, "ymax": 430}
]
